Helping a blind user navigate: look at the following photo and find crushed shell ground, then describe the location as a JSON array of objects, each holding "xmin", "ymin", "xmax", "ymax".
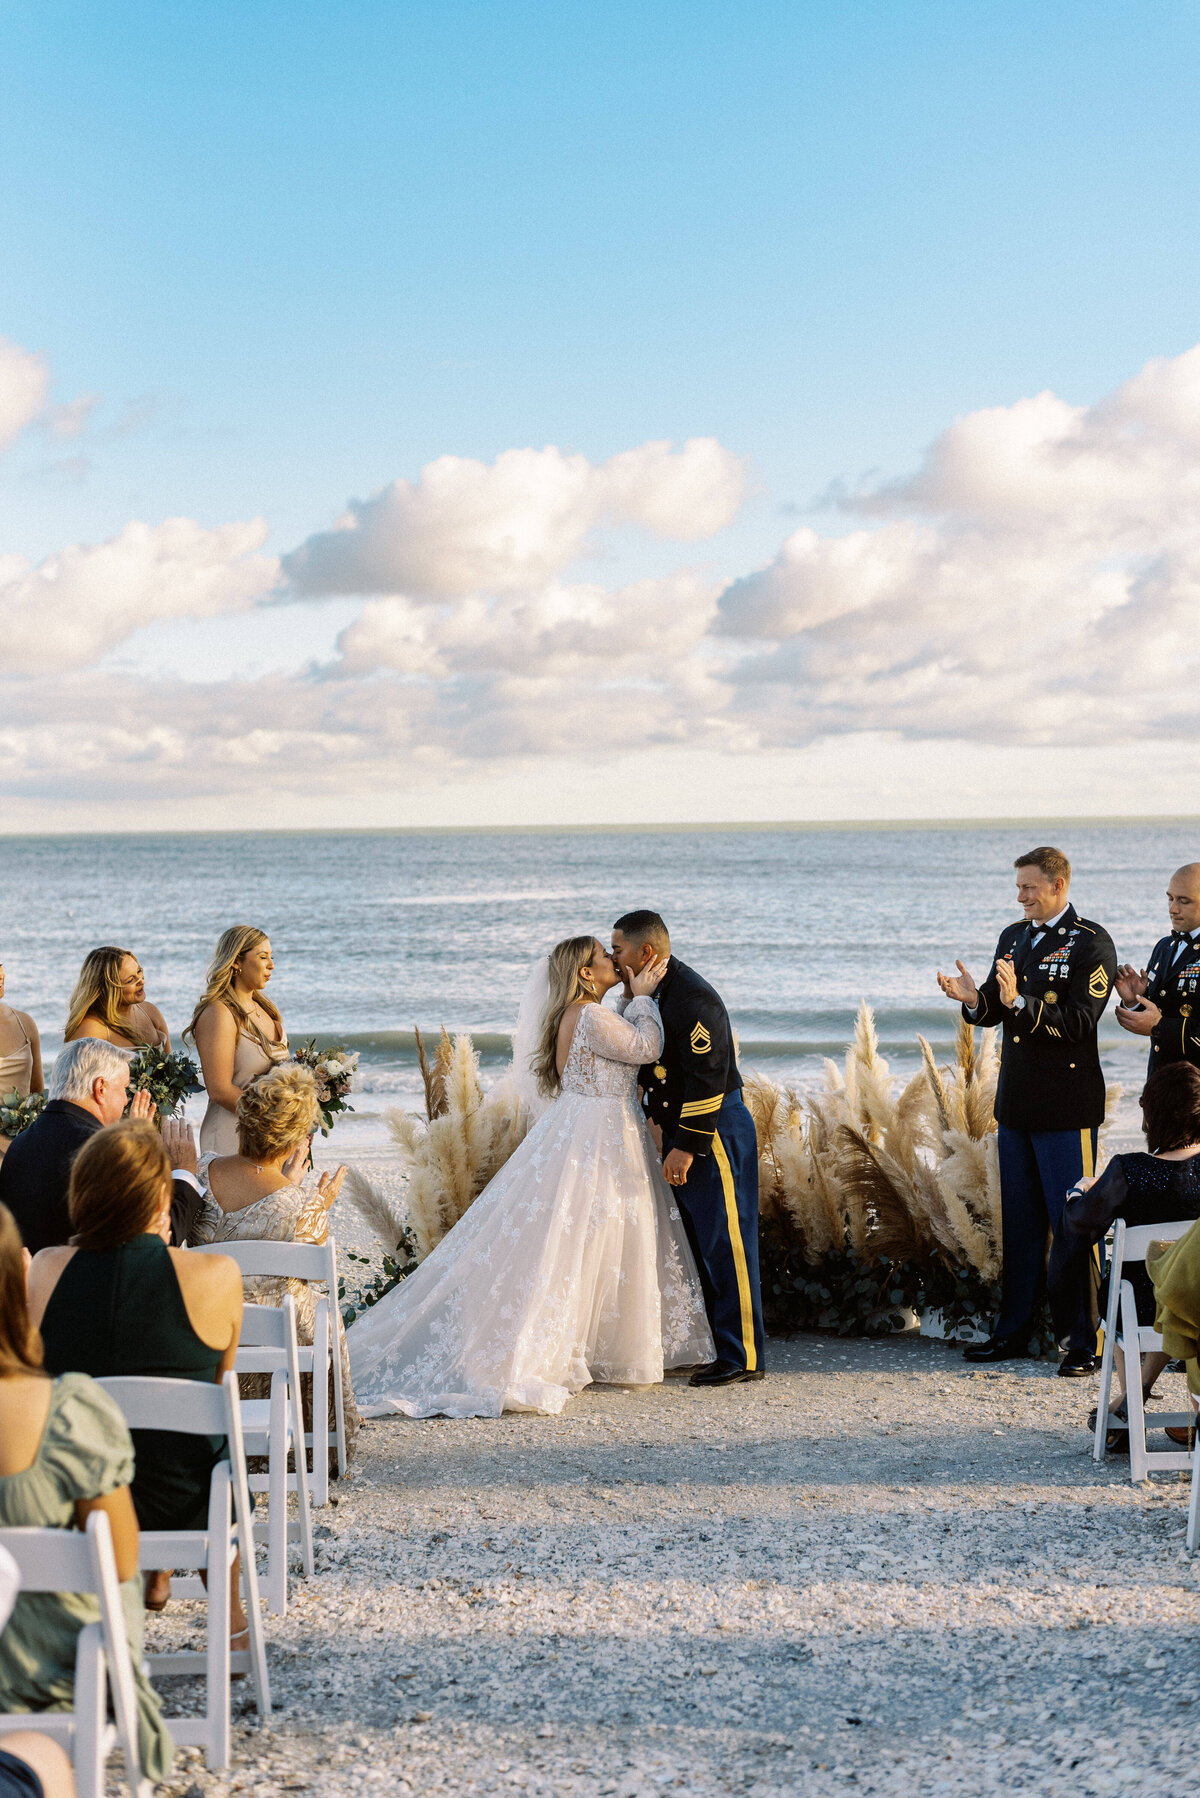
[{"xmin": 143, "ymin": 1333, "xmax": 1200, "ymax": 1798}]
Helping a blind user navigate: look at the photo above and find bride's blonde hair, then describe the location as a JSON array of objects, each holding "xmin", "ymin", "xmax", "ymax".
[
  {"xmin": 533, "ymin": 934, "xmax": 603, "ymax": 1099},
  {"xmin": 184, "ymin": 924, "xmax": 282, "ymax": 1049}
]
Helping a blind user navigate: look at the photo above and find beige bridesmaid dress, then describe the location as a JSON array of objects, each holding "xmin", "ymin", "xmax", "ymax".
[{"xmin": 198, "ymin": 1022, "xmax": 290, "ymax": 1154}]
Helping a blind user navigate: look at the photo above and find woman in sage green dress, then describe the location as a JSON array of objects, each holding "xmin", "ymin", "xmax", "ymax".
[{"xmin": 0, "ymin": 1204, "xmax": 174, "ymax": 1782}]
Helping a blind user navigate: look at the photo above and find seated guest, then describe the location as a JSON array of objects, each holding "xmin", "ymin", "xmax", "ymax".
[
  {"xmin": 0, "ymin": 1041, "xmax": 203, "ymax": 1253},
  {"xmin": 0, "ymin": 1513, "xmax": 77, "ymax": 1798},
  {"xmin": 63, "ymin": 946, "xmax": 169, "ymax": 1051},
  {"xmin": 27, "ymin": 1123, "xmax": 244, "ymax": 1623},
  {"xmin": 189, "ymin": 926, "xmax": 288, "ymax": 1156},
  {"xmin": 0, "ymin": 956, "xmax": 44, "ymax": 1162},
  {"xmin": 0, "ymin": 1202, "xmax": 174, "ymax": 1781},
  {"xmin": 1148, "ymin": 1220, "xmax": 1200, "ymax": 1442},
  {"xmin": 195, "ymin": 1063, "xmax": 357, "ymax": 1461},
  {"xmin": 1049, "ymin": 1061, "xmax": 1200, "ymax": 1446}
]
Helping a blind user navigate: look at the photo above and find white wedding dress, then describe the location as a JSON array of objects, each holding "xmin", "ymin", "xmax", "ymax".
[{"xmin": 347, "ymin": 994, "xmax": 714, "ymax": 1418}]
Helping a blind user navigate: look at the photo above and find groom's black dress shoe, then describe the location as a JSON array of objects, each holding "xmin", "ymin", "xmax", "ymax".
[
  {"xmin": 689, "ymin": 1361, "xmax": 765, "ymax": 1387},
  {"xmin": 1057, "ymin": 1350, "xmax": 1097, "ymax": 1378},
  {"xmin": 962, "ymin": 1334, "xmax": 1028, "ymax": 1364}
]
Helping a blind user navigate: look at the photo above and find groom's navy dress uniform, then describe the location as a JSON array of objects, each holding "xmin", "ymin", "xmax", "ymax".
[
  {"xmin": 638, "ymin": 958, "xmax": 764, "ymax": 1373},
  {"xmin": 963, "ymin": 903, "xmax": 1117, "ymax": 1350},
  {"xmin": 1135, "ymin": 928, "xmax": 1200, "ymax": 1075}
]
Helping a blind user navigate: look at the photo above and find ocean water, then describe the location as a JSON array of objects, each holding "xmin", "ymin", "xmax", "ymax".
[{"xmin": 2, "ymin": 821, "xmax": 1197, "ymax": 1151}]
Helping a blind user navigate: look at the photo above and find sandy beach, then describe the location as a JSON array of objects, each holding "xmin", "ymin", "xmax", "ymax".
[{"xmin": 145, "ymin": 1326, "xmax": 1200, "ymax": 1798}]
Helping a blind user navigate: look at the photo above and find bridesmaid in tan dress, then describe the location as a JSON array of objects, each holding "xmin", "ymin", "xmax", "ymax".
[
  {"xmin": 63, "ymin": 947, "xmax": 170, "ymax": 1051},
  {"xmin": 187, "ymin": 925, "xmax": 289, "ymax": 1155},
  {"xmin": 0, "ymin": 957, "xmax": 43, "ymax": 1158}
]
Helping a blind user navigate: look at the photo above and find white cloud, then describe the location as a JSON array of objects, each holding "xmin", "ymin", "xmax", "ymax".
[
  {"xmin": 0, "ymin": 517, "xmax": 280, "ymax": 674},
  {"xmin": 9, "ymin": 351, "xmax": 1200, "ymax": 825},
  {"xmin": 0, "ymin": 337, "xmax": 49, "ymax": 449},
  {"xmin": 716, "ymin": 343, "xmax": 1200, "ymax": 747},
  {"xmin": 282, "ymin": 438, "xmax": 745, "ymax": 599}
]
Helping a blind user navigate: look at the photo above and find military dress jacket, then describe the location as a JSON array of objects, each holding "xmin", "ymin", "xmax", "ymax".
[
  {"xmin": 1139, "ymin": 933, "xmax": 1200, "ymax": 1071},
  {"xmin": 962, "ymin": 904, "xmax": 1117, "ymax": 1132},
  {"xmin": 637, "ymin": 957, "xmax": 742, "ymax": 1158}
]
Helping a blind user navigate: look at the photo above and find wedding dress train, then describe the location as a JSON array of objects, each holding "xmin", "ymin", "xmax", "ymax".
[{"xmin": 347, "ymin": 994, "xmax": 714, "ymax": 1418}]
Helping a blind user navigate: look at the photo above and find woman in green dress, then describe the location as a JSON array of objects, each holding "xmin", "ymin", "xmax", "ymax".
[{"xmin": 0, "ymin": 1202, "xmax": 174, "ymax": 1782}]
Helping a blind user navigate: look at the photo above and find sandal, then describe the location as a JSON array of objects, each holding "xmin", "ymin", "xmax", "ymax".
[{"xmin": 1087, "ymin": 1396, "xmax": 1132, "ymax": 1454}]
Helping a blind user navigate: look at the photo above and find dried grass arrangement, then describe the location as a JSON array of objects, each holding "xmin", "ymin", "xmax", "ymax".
[
  {"xmin": 344, "ymin": 1027, "xmax": 532, "ymax": 1266},
  {"xmin": 752, "ymin": 1002, "xmax": 1120, "ymax": 1340},
  {"xmin": 746, "ymin": 1006, "xmax": 1001, "ymax": 1274}
]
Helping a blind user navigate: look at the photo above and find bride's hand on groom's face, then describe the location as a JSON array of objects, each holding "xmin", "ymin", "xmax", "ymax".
[{"xmin": 630, "ymin": 956, "xmax": 669, "ymax": 998}]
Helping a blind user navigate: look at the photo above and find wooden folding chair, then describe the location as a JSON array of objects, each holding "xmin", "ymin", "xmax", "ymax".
[
  {"xmin": 0, "ymin": 1510, "xmax": 149, "ymax": 1798},
  {"xmin": 97, "ymin": 1372, "xmax": 270, "ymax": 1768}
]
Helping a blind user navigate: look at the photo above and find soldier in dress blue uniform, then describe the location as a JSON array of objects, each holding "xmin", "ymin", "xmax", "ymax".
[
  {"xmin": 937, "ymin": 847, "xmax": 1117, "ymax": 1374},
  {"xmin": 611, "ymin": 911, "xmax": 764, "ymax": 1386},
  {"xmin": 1114, "ymin": 863, "xmax": 1200, "ymax": 1075}
]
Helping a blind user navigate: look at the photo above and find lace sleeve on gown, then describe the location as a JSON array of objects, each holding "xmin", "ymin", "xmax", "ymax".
[{"xmin": 580, "ymin": 996, "xmax": 663, "ymax": 1065}]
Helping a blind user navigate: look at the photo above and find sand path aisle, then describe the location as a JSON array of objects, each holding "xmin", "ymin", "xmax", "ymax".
[{"xmin": 161, "ymin": 1334, "xmax": 1200, "ymax": 1798}]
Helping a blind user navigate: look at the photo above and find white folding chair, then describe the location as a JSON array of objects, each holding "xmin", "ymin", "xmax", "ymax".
[
  {"xmin": 1093, "ymin": 1218, "xmax": 1196, "ymax": 1480},
  {"xmin": 97, "ymin": 1372, "xmax": 270, "ymax": 1768},
  {"xmin": 0, "ymin": 1511, "xmax": 148, "ymax": 1798},
  {"xmin": 192, "ymin": 1236, "xmax": 348, "ymax": 1504},
  {"xmin": 1187, "ymin": 1422, "xmax": 1200, "ymax": 1553},
  {"xmin": 234, "ymin": 1297, "xmax": 315, "ymax": 1615}
]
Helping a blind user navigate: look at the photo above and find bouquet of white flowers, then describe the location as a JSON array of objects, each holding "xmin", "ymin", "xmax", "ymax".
[
  {"xmin": 292, "ymin": 1041, "xmax": 358, "ymax": 1136},
  {"xmin": 1, "ymin": 1089, "xmax": 46, "ymax": 1139}
]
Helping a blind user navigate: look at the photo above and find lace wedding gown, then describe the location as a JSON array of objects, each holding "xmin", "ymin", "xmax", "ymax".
[{"xmin": 347, "ymin": 995, "xmax": 714, "ymax": 1418}]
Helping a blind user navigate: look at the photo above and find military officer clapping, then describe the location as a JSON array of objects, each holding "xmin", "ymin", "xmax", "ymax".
[
  {"xmin": 937, "ymin": 846, "xmax": 1117, "ymax": 1374},
  {"xmin": 1114, "ymin": 862, "xmax": 1200, "ymax": 1075}
]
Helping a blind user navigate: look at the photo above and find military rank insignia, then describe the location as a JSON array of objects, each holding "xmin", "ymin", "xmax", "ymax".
[
  {"xmin": 1089, "ymin": 967, "xmax": 1109, "ymax": 998},
  {"xmin": 690, "ymin": 1021, "xmax": 712, "ymax": 1054}
]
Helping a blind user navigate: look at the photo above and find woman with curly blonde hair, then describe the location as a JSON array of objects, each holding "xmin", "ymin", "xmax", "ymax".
[
  {"xmin": 187, "ymin": 926, "xmax": 288, "ymax": 1154},
  {"xmin": 64, "ymin": 946, "xmax": 169, "ymax": 1050},
  {"xmin": 193, "ymin": 1062, "xmax": 358, "ymax": 1463}
]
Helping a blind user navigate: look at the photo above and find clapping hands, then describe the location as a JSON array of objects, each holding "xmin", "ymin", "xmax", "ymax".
[
  {"xmin": 936, "ymin": 960, "xmax": 978, "ymax": 1007},
  {"xmin": 1115, "ymin": 963, "xmax": 1149, "ymax": 1006},
  {"xmin": 315, "ymin": 1166, "xmax": 347, "ymax": 1208}
]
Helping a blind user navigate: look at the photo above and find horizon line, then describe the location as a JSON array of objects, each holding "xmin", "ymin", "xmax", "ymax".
[{"xmin": 1, "ymin": 813, "xmax": 1199, "ymax": 842}]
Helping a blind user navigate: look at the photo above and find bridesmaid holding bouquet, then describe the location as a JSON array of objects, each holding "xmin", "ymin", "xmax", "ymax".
[{"xmin": 188, "ymin": 926, "xmax": 290, "ymax": 1155}]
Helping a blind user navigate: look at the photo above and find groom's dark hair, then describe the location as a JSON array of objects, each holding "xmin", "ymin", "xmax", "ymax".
[{"xmin": 613, "ymin": 910, "xmax": 670, "ymax": 956}]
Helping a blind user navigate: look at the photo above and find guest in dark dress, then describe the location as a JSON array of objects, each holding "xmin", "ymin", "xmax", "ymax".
[
  {"xmin": 1049, "ymin": 1062, "xmax": 1200, "ymax": 1440},
  {"xmin": 27, "ymin": 1120, "xmax": 244, "ymax": 1624},
  {"xmin": 0, "ymin": 1040, "xmax": 203, "ymax": 1253}
]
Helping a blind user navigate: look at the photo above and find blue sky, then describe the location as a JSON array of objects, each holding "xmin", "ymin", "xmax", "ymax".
[{"xmin": 3, "ymin": 1, "xmax": 1200, "ymax": 826}]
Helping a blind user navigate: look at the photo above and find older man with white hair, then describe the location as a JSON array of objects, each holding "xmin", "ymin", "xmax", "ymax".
[{"xmin": 0, "ymin": 1039, "xmax": 201, "ymax": 1253}]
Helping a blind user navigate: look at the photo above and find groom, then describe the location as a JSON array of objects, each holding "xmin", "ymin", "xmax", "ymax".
[{"xmin": 611, "ymin": 911, "xmax": 764, "ymax": 1386}]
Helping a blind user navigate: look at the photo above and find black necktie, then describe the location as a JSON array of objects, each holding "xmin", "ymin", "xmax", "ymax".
[{"xmin": 1171, "ymin": 932, "xmax": 1193, "ymax": 966}]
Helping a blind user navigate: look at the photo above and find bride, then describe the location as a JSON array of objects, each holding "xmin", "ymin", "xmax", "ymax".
[{"xmin": 347, "ymin": 934, "xmax": 714, "ymax": 1418}]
